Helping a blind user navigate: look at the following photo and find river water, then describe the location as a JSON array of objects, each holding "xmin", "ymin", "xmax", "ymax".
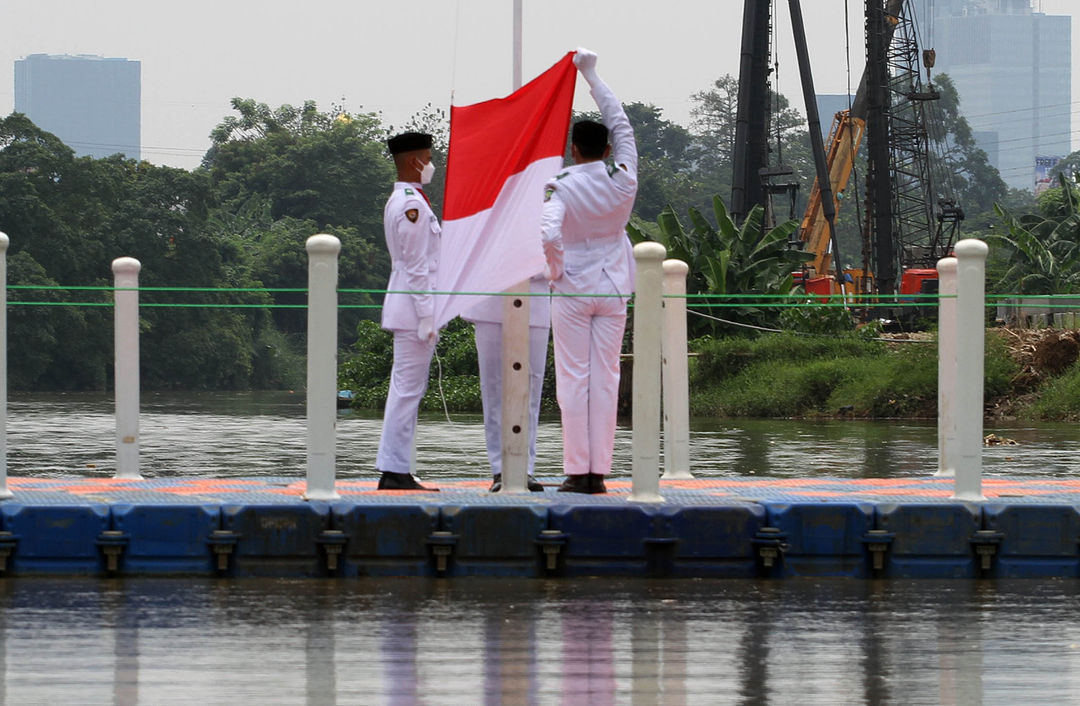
[
  {"xmin": 4, "ymin": 392, "xmax": 1080, "ymax": 704},
  {"xmin": 3, "ymin": 576, "xmax": 1080, "ymax": 704},
  {"xmin": 6, "ymin": 390, "xmax": 1080, "ymax": 479}
]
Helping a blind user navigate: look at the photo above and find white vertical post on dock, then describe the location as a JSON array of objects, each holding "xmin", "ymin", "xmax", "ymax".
[
  {"xmin": 0, "ymin": 233, "xmax": 10, "ymax": 499},
  {"xmin": 661, "ymin": 259, "xmax": 692, "ymax": 480},
  {"xmin": 500, "ymin": 289, "xmax": 531, "ymax": 494},
  {"xmin": 112, "ymin": 257, "xmax": 143, "ymax": 480},
  {"xmin": 304, "ymin": 234, "xmax": 341, "ymax": 501},
  {"xmin": 935, "ymin": 256, "xmax": 958, "ymax": 477},
  {"xmin": 951, "ymin": 239, "xmax": 988, "ymax": 500},
  {"xmin": 631, "ymin": 242, "xmax": 666, "ymax": 503},
  {"xmin": 499, "ymin": 0, "xmax": 531, "ymax": 494}
]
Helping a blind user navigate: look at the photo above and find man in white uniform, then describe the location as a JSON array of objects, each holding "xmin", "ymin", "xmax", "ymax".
[
  {"xmin": 464, "ymin": 279, "xmax": 549, "ymax": 492},
  {"xmin": 375, "ymin": 132, "xmax": 441, "ymax": 491},
  {"xmin": 542, "ymin": 49, "xmax": 638, "ymax": 494}
]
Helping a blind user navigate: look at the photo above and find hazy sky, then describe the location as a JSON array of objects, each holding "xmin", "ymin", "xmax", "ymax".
[{"xmin": 2, "ymin": 0, "xmax": 1077, "ymax": 170}]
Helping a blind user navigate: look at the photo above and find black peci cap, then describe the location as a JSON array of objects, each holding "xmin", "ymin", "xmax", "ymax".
[{"xmin": 387, "ymin": 132, "xmax": 433, "ymax": 155}]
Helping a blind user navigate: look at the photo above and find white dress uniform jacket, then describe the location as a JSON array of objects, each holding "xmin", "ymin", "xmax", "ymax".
[
  {"xmin": 381, "ymin": 182, "xmax": 440, "ymax": 331},
  {"xmin": 541, "ymin": 77, "xmax": 638, "ymax": 477},
  {"xmin": 375, "ymin": 181, "xmax": 441, "ymax": 474}
]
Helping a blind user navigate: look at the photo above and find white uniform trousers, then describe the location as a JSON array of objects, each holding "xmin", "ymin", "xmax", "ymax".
[
  {"xmin": 551, "ymin": 291, "xmax": 627, "ymax": 476},
  {"xmin": 375, "ymin": 329, "xmax": 436, "ymax": 473},
  {"xmin": 474, "ymin": 321, "xmax": 549, "ymax": 476}
]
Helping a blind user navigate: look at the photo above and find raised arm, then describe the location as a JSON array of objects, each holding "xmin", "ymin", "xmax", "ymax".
[{"xmin": 574, "ymin": 48, "xmax": 638, "ymax": 179}]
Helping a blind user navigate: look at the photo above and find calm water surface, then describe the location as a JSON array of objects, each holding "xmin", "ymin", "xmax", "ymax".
[
  {"xmin": 2, "ymin": 577, "xmax": 1080, "ymax": 705},
  {"xmin": 6, "ymin": 391, "xmax": 1080, "ymax": 479},
  {"xmin": 5, "ymin": 392, "xmax": 1080, "ymax": 704}
]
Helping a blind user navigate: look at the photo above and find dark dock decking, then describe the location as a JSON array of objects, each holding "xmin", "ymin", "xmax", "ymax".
[{"xmin": 2, "ymin": 475, "xmax": 1079, "ymax": 579}]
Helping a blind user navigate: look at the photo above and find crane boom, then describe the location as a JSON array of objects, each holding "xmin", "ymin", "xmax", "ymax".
[
  {"xmin": 798, "ymin": 0, "xmax": 906, "ymax": 292},
  {"xmin": 799, "ymin": 112, "xmax": 866, "ymax": 281}
]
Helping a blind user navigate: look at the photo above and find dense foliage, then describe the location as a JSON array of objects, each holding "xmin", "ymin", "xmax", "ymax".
[
  {"xmin": 987, "ymin": 174, "xmax": 1080, "ymax": 295},
  {"xmin": 1, "ymin": 69, "xmax": 1073, "ymax": 415},
  {"xmin": 0, "ymin": 100, "xmax": 400, "ymax": 389}
]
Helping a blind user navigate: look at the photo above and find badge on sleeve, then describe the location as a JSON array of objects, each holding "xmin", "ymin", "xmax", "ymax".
[
  {"xmin": 406, "ymin": 208, "xmax": 419, "ymax": 223},
  {"xmin": 544, "ymin": 186, "xmax": 555, "ymax": 202}
]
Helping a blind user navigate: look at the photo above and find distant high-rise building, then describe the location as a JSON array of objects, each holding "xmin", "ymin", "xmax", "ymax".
[
  {"xmin": 913, "ymin": 0, "xmax": 1071, "ymax": 191},
  {"xmin": 14, "ymin": 54, "xmax": 140, "ymax": 160}
]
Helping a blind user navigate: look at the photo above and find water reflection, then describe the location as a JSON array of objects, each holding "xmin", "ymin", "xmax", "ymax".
[
  {"xmin": 736, "ymin": 583, "xmax": 771, "ymax": 705},
  {"xmin": 105, "ymin": 582, "xmax": 140, "ymax": 706},
  {"xmin": 483, "ymin": 592, "xmax": 539, "ymax": 705},
  {"xmin": 6, "ymin": 391, "xmax": 1080, "ymax": 480},
  {"xmin": 306, "ymin": 582, "xmax": 337, "ymax": 706},
  {"xmin": 0, "ymin": 582, "xmax": 6, "ymax": 706},
  {"xmin": 561, "ymin": 598, "xmax": 615, "ymax": 705},
  {"xmin": 1, "ymin": 578, "xmax": 1079, "ymax": 703},
  {"xmin": 382, "ymin": 603, "xmax": 420, "ymax": 705},
  {"xmin": 628, "ymin": 600, "xmax": 688, "ymax": 706},
  {"xmin": 859, "ymin": 582, "xmax": 890, "ymax": 705}
]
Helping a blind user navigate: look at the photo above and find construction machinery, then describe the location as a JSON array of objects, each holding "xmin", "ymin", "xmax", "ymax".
[{"xmin": 733, "ymin": 0, "xmax": 962, "ymax": 305}]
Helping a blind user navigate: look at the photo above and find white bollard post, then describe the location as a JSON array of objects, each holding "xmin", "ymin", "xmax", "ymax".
[
  {"xmin": 631, "ymin": 242, "xmax": 666, "ymax": 503},
  {"xmin": 499, "ymin": 0, "xmax": 530, "ymax": 494},
  {"xmin": 661, "ymin": 259, "xmax": 692, "ymax": 480},
  {"xmin": 951, "ymin": 239, "xmax": 988, "ymax": 500},
  {"xmin": 112, "ymin": 257, "xmax": 143, "ymax": 480},
  {"xmin": 499, "ymin": 281, "xmax": 531, "ymax": 494},
  {"xmin": 0, "ymin": 232, "xmax": 10, "ymax": 499},
  {"xmin": 304, "ymin": 234, "xmax": 341, "ymax": 501},
  {"xmin": 935, "ymin": 257, "xmax": 957, "ymax": 477}
]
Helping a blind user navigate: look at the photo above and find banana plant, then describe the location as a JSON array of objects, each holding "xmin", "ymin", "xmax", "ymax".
[
  {"xmin": 989, "ymin": 174, "xmax": 1080, "ymax": 295},
  {"xmin": 628, "ymin": 196, "xmax": 812, "ymax": 333}
]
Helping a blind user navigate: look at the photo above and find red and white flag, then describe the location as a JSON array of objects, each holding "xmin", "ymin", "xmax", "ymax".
[{"xmin": 434, "ymin": 52, "xmax": 577, "ymax": 327}]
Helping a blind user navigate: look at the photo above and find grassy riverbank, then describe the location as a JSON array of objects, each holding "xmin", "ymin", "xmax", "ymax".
[
  {"xmin": 338, "ymin": 322, "xmax": 1080, "ymax": 422},
  {"xmin": 688, "ymin": 329, "xmax": 1080, "ymax": 421}
]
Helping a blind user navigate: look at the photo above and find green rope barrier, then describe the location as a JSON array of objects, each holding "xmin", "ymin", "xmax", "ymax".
[
  {"xmin": 4, "ymin": 282, "xmax": 1079, "ymax": 312},
  {"xmin": 140, "ymin": 303, "xmax": 309, "ymax": 309},
  {"xmin": 8, "ymin": 301, "xmax": 114, "ymax": 308},
  {"xmin": 8, "ymin": 301, "xmax": 314, "ymax": 309},
  {"xmin": 7, "ymin": 285, "xmax": 308, "ymax": 293}
]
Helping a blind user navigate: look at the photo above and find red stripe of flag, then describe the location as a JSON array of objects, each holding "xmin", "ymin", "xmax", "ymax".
[{"xmin": 443, "ymin": 52, "xmax": 577, "ymax": 221}]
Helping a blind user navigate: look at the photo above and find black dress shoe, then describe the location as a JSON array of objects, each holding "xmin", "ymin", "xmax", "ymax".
[
  {"xmin": 557, "ymin": 474, "xmax": 591, "ymax": 494},
  {"xmin": 378, "ymin": 472, "xmax": 439, "ymax": 491},
  {"xmin": 588, "ymin": 473, "xmax": 607, "ymax": 494},
  {"xmin": 489, "ymin": 474, "xmax": 545, "ymax": 492}
]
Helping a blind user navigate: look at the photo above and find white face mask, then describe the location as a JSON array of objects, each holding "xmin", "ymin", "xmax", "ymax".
[{"xmin": 418, "ymin": 159, "xmax": 435, "ymax": 185}]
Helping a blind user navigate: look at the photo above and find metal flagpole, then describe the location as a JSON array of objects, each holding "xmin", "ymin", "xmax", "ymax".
[{"xmin": 513, "ymin": 0, "xmax": 522, "ymax": 91}]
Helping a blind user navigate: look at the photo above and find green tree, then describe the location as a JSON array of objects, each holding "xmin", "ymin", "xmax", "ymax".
[
  {"xmin": 202, "ymin": 99, "xmax": 397, "ymax": 339},
  {"xmin": 929, "ymin": 74, "xmax": 1008, "ymax": 217},
  {"xmin": 204, "ymin": 98, "xmax": 392, "ymax": 229},
  {"xmin": 689, "ymin": 75, "xmax": 814, "ymax": 220},
  {"xmin": 0, "ymin": 115, "xmax": 118, "ymax": 388},
  {"xmin": 0, "ymin": 113, "xmax": 292, "ymax": 389}
]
